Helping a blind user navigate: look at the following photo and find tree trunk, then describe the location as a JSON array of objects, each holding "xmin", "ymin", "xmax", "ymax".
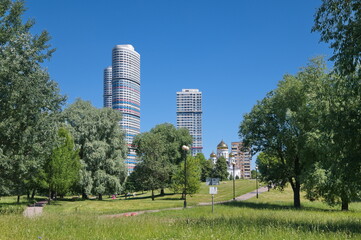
[
  {"xmin": 98, "ymin": 194, "xmax": 103, "ymax": 200},
  {"xmin": 292, "ymin": 156, "xmax": 301, "ymax": 208},
  {"xmin": 17, "ymin": 195, "xmax": 20, "ymax": 203},
  {"xmin": 31, "ymin": 189, "xmax": 36, "ymax": 199},
  {"xmin": 151, "ymin": 189, "xmax": 154, "ymax": 201},
  {"xmin": 341, "ymin": 198, "xmax": 349, "ymax": 211},
  {"xmin": 48, "ymin": 189, "xmax": 51, "ymax": 205},
  {"xmin": 27, "ymin": 192, "xmax": 30, "ymax": 199},
  {"xmin": 293, "ymin": 182, "xmax": 301, "ymax": 208},
  {"xmin": 289, "ymin": 178, "xmax": 301, "ymax": 208},
  {"xmin": 82, "ymin": 192, "xmax": 88, "ymax": 200},
  {"xmin": 160, "ymin": 188, "xmax": 165, "ymax": 196}
]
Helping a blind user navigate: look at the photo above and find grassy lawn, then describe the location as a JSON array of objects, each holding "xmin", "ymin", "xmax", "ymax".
[
  {"xmin": 0, "ymin": 196, "xmax": 42, "ymax": 214},
  {"xmin": 1, "ymin": 182, "xmax": 361, "ymax": 239},
  {"xmin": 44, "ymin": 179, "xmax": 256, "ymax": 215}
]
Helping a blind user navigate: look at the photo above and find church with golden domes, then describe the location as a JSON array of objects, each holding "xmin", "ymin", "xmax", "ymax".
[{"xmin": 210, "ymin": 140, "xmax": 251, "ymax": 179}]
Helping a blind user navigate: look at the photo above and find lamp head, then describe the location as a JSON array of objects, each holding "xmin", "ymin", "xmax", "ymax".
[{"xmin": 182, "ymin": 145, "xmax": 190, "ymax": 151}]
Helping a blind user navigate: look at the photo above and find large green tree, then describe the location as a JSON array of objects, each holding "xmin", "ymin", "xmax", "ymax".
[
  {"xmin": 0, "ymin": 0, "xmax": 65, "ymax": 200},
  {"xmin": 63, "ymin": 99, "xmax": 127, "ymax": 200},
  {"xmin": 132, "ymin": 131, "xmax": 170, "ymax": 200},
  {"xmin": 132, "ymin": 123, "xmax": 192, "ymax": 198},
  {"xmin": 239, "ymin": 58, "xmax": 327, "ymax": 208},
  {"xmin": 312, "ymin": 0, "xmax": 361, "ymax": 211},
  {"xmin": 302, "ymin": 72, "xmax": 361, "ymax": 211}
]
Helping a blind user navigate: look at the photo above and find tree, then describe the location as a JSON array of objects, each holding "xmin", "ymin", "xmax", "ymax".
[
  {"xmin": 132, "ymin": 131, "xmax": 172, "ymax": 200},
  {"xmin": 302, "ymin": 72, "xmax": 361, "ymax": 211},
  {"xmin": 213, "ymin": 156, "xmax": 228, "ymax": 181},
  {"xmin": 197, "ymin": 153, "xmax": 213, "ymax": 182},
  {"xmin": 172, "ymin": 155, "xmax": 201, "ymax": 197},
  {"xmin": 0, "ymin": 0, "xmax": 65, "ymax": 201},
  {"xmin": 312, "ymin": 1, "xmax": 361, "ymax": 210},
  {"xmin": 45, "ymin": 127, "xmax": 80, "ymax": 201},
  {"xmin": 131, "ymin": 123, "xmax": 192, "ymax": 199},
  {"xmin": 313, "ymin": 0, "xmax": 361, "ymax": 75},
  {"xmin": 149, "ymin": 123, "xmax": 192, "ymax": 194},
  {"xmin": 239, "ymin": 58, "xmax": 327, "ymax": 208},
  {"xmin": 63, "ymin": 99, "xmax": 127, "ymax": 200}
]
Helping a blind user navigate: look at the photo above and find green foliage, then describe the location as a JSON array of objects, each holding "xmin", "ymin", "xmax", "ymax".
[
  {"xmin": 63, "ymin": 99, "xmax": 127, "ymax": 199},
  {"xmin": 172, "ymin": 155, "xmax": 201, "ymax": 195},
  {"xmin": 301, "ymin": 72, "xmax": 361, "ymax": 210},
  {"xmin": 239, "ymin": 57, "xmax": 328, "ymax": 208},
  {"xmin": 313, "ymin": 0, "xmax": 361, "ymax": 75},
  {"xmin": 45, "ymin": 127, "xmax": 80, "ymax": 197},
  {"xmin": 131, "ymin": 123, "xmax": 193, "ymax": 198},
  {"xmin": 213, "ymin": 156, "xmax": 228, "ymax": 181},
  {"xmin": 196, "ymin": 153, "xmax": 213, "ymax": 182},
  {"xmin": 0, "ymin": 0, "xmax": 65, "ymax": 197}
]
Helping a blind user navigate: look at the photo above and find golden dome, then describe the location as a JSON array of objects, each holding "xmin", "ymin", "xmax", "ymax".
[
  {"xmin": 210, "ymin": 151, "xmax": 216, "ymax": 157},
  {"xmin": 217, "ymin": 140, "xmax": 228, "ymax": 149}
]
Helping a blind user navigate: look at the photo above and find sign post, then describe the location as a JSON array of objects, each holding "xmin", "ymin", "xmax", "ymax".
[{"xmin": 209, "ymin": 186, "xmax": 218, "ymax": 213}]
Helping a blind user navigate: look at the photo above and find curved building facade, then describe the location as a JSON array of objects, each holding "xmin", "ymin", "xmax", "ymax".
[{"xmin": 106, "ymin": 44, "xmax": 140, "ymax": 172}]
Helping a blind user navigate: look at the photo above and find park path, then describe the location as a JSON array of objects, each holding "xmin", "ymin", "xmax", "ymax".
[
  {"xmin": 23, "ymin": 200, "xmax": 47, "ymax": 218},
  {"xmin": 102, "ymin": 186, "xmax": 269, "ymax": 218}
]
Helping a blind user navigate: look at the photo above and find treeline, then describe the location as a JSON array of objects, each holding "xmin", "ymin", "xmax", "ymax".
[
  {"xmin": 122, "ymin": 123, "xmax": 230, "ymax": 201},
  {"xmin": 0, "ymin": 1, "xmax": 127, "ymax": 202},
  {"xmin": 239, "ymin": 0, "xmax": 361, "ymax": 211}
]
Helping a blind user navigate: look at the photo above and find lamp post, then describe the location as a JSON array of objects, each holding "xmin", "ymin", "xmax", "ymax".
[
  {"xmin": 182, "ymin": 145, "xmax": 189, "ymax": 208},
  {"xmin": 255, "ymin": 165, "xmax": 259, "ymax": 199},
  {"xmin": 232, "ymin": 161, "xmax": 236, "ymax": 201}
]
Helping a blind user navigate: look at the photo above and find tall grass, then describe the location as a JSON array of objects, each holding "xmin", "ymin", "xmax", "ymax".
[
  {"xmin": 0, "ymin": 196, "xmax": 37, "ymax": 215},
  {"xmin": 1, "ymin": 182, "xmax": 360, "ymax": 239}
]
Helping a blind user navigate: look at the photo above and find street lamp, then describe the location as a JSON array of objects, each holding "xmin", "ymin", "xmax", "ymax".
[
  {"xmin": 232, "ymin": 161, "xmax": 236, "ymax": 200},
  {"xmin": 255, "ymin": 165, "xmax": 259, "ymax": 198},
  {"xmin": 182, "ymin": 145, "xmax": 190, "ymax": 208}
]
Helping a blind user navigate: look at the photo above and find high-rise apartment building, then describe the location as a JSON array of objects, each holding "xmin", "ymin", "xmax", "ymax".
[
  {"xmin": 231, "ymin": 142, "xmax": 251, "ymax": 179},
  {"xmin": 103, "ymin": 66, "xmax": 112, "ymax": 108},
  {"xmin": 176, "ymin": 89, "xmax": 202, "ymax": 156},
  {"xmin": 103, "ymin": 44, "xmax": 140, "ymax": 172}
]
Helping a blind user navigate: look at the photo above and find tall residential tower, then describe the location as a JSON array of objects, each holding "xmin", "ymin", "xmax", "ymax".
[
  {"xmin": 103, "ymin": 44, "xmax": 140, "ymax": 172},
  {"xmin": 176, "ymin": 89, "xmax": 202, "ymax": 156}
]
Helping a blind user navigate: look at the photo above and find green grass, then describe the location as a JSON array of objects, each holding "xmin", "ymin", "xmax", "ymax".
[
  {"xmin": 44, "ymin": 179, "xmax": 256, "ymax": 215},
  {"xmin": 1, "ymin": 182, "xmax": 361, "ymax": 239},
  {"xmin": 0, "ymin": 196, "xmax": 41, "ymax": 214}
]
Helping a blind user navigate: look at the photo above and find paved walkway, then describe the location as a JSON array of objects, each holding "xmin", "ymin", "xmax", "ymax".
[
  {"xmin": 23, "ymin": 200, "xmax": 47, "ymax": 218},
  {"xmin": 102, "ymin": 186, "xmax": 269, "ymax": 218}
]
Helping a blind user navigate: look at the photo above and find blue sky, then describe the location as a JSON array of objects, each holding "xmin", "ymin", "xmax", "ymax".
[{"xmin": 25, "ymin": 0, "xmax": 332, "ymax": 168}]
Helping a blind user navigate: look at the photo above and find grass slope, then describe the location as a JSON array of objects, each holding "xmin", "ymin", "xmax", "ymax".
[{"xmin": 1, "ymin": 182, "xmax": 361, "ymax": 239}]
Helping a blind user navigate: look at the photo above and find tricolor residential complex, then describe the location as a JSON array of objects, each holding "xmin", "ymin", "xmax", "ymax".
[
  {"xmin": 176, "ymin": 89, "xmax": 203, "ymax": 156},
  {"xmin": 103, "ymin": 44, "xmax": 141, "ymax": 172}
]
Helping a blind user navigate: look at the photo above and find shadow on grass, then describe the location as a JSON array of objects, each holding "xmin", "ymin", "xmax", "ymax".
[
  {"xmin": 124, "ymin": 193, "xmax": 179, "ymax": 201},
  {"xmin": 221, "ymin": 200, "xmax": 347, "ymax": 213},
  {"xmin": 185, "ymin": 214, "xmax": 361, "ymax": 235}
]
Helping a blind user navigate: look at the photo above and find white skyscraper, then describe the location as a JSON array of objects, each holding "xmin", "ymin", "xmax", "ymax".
[
  {"xmin": 103, "ymin": 66, "xmax": 112, "ymax": 108},
  {"xmin": 176, "ymin": 89, "xmax": 203, "ymax": 156},
  {"xmin": 104, "ymin": 44, "xmax": 140, "ymax": 172}
]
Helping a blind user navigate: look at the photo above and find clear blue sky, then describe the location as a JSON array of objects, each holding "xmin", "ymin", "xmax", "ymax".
[{"xmin": 25, "ymin": 0, "xmax": 332, "ymax": 168}]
